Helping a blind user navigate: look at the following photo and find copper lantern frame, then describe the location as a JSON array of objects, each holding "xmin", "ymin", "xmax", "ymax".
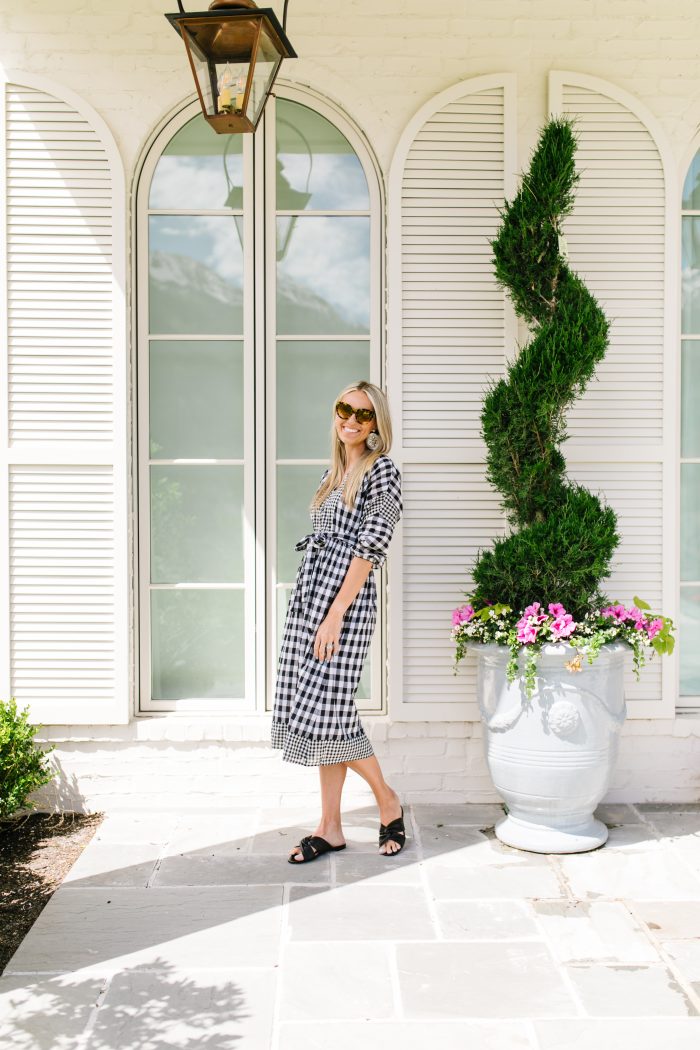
[{"xmin": 165, "ymin": 1, "xmax": 297, "ymax": 134}]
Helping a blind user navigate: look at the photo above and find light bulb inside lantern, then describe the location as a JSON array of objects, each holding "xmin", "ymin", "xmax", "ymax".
[{"xmin": 217, "ymin": 63, "xmax": 235, "ymax": 113}]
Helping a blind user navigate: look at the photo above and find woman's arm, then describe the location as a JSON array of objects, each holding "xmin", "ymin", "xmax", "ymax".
[{"xmin": 313, "ymin": 556, "xmax": 373, "ymax": 661}]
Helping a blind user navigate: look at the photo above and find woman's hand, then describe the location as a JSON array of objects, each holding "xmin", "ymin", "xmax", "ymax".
[{"xmin": 314, "ymin": 609, "xmax": 344, "ymax": 661}]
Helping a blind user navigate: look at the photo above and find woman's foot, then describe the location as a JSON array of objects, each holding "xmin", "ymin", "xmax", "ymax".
[
  {"xmin": 289, "ymin": 822, "xmax": 345, "ymax": 862},
  {"xmin": 378, "ymin": 789, "xmax": 404, "ymax": 854}
]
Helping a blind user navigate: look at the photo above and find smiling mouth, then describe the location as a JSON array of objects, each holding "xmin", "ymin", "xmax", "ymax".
[{"xmin": 341, "ymin": 425, "xmax": 360, "ymax": 434}]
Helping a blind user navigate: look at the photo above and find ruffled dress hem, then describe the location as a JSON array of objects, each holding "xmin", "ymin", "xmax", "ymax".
[{"xmin": 271, "ymin": 720, "xmax": 374, "ymax": 766}]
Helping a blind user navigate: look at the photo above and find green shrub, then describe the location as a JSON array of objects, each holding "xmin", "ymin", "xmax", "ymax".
[
  {"xmin": 471, "ymin": 118, "xmax": 619, "ymax": 618},
  {"xmin": 0, "ymin": 698, "xmax": 55, "ymax": 821}
]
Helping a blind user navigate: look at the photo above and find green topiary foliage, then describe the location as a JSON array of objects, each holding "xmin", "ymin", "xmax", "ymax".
[
  {"xmin": 0, "ymin": 698, "xmax": 55, "ymax": 821},
  {"xmin": 471, "ymin": 118, "xmax": 620, "ymax": 619}
]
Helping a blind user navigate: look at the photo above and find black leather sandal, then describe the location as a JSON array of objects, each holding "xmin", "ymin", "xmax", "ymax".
[
  {"xmin": 288, "ymin": 834, "xmax": 347, "ymax": 864},
  {"xmin": 379, "ymin": 806, "xmax": 406, "ymax": 855}
]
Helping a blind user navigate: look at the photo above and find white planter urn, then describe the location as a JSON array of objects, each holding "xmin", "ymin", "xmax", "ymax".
[{"xmin": 476, "ymin": 641, "xmax": 627, "ymax": 854}]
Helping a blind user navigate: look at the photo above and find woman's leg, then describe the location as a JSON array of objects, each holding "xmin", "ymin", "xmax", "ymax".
[
  {"xmin": 289, "ymin": 762, "xmax": 348, "ymax": 861},
  {"xmin": 346, "ymin": 755, "xmax": 403, "ymax": 854}
]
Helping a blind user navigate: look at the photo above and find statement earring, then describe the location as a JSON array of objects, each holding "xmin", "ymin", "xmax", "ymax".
[{"xmin": 366, "ymin": 431, "xmax": 380, "ymax": 451}]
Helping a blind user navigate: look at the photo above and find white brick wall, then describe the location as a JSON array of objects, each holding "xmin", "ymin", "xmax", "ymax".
[
  {"xmin": 31, "ymin": 716, "xmax": 700, "ymax": 812},
  {"xmin": 3, "ymin": 0, "xmax": 700, "ymax": 806}
]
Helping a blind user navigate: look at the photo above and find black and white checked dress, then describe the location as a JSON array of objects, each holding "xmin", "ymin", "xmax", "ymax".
[{"xmin": 272, "ymin": 455, "xmax": 402, "ymax": 766}]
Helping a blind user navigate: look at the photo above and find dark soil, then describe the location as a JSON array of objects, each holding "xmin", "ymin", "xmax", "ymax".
[{"xmin": 0, "ymin": 811, "xmax": 104, "ymax": 974}]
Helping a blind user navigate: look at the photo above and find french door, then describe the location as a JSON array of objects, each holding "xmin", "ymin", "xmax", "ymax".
[{"xmin": 136, "ymin": 87, "xmax": 382, "ymax": 713}]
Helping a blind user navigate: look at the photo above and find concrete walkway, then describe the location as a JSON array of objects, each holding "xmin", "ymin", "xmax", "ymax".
[{"xmin": 2, "ymin": 803, "xmax": 700, "ymax": 1049}]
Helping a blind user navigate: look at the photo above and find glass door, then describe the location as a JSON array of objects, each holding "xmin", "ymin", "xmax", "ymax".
[
  {"xmin": 137, "ymin": 91, "xmax": 381, "ymax": 713},
  {"xmin": 267, "ymin": 93, "xmax": 382, "ymax": 711},
  {"xmin": 138, "ymin": 112, "xmax": 255, "ymax": 711}
]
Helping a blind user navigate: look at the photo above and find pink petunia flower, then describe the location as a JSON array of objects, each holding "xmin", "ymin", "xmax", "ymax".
[
  {"xmin": 601, "ymin": 604, "xmax": 628, "ymax": 625},
  {"xmin": 452, "ymin": 604, "xmax": 475, "ymax": 627},
  {"xmin": 548, "ymin": 602, "xmax": 567, "ymax": 618},
  {"xmin": 517, "ymin": 622, "xmax": 540, "ymax": 644},
  {"xmin": 646, "ymin": 618, "xmax": 664, "ymax": 640},
  {"xmin": 550, "ymin": 614, "xmax": 577, "ymax": 641},
  {"xmin": 522, "ymin": 602, "xmax": 547, "ymax": 622}
]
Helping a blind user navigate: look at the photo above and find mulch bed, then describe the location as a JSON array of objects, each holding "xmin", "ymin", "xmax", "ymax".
[{"xmin": 0, "ymin": 811, "xmax": 104, "ymax": 975}]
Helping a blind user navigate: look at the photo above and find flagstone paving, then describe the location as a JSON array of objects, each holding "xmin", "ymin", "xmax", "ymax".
[{"xmin": 2, "ymin": 803, "xmax": 700, "ymax": 1049}]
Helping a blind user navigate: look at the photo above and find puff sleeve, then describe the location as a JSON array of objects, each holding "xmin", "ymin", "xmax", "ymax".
[{"xmin": 351, "ymin": 456, "xmax": 403, "ymax": 569}]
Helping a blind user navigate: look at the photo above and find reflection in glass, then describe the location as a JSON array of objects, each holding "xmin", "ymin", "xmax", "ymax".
[
  {"xmin": 682, "ymin": 217, "xmax": 700, "ymax": 335},
  {"xmin": 150, "ymin": 465, "xmax": 244, "ymax": 583},
  {"xmin": 680, "ymin": 587, "xmax": 700, "ymax": 695},
  {"xmin": 683, "ymin": 150, "xmax": 700, "ymax": 211},
  {"xmin": 276, "ymin": 100, "xmax": 369, "ymax": 211},
  {"xmin": 277, "ymin": 217, "xmax": 370, "ymax": 335},
  {"xmin": 151, "ymin": 588, "xmax": 245, "ymax": 699},
  {"xmin": 682, "ymin": 341, "xmax": 700, "ymax": 458},
  {"xmin": 681, "ymin": 463, "xmax": 700, "ymax": 583},
  {"xmin": 276, "ymin": 464, "xmax": 328, "ymax": 583},
  {"xmin": 149, "ymin": 215, "xmax": 243, "ymax": 335},
  {"xmin": 150, "ymin": 341, "xmax": 243, "ymax": 459},
  {"xmin": 276, "ymin": 341, "xmax": 370, "ymax": 458},
  {"xmin": 149, "ymin": 114, "xmax": 243, "ymax": 210}
]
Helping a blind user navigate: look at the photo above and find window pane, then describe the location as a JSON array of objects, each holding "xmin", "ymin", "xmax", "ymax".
[
  {"xmin": 151, "ymin": 589, "xmax": 244, "ymax": 699},
  {"xmin": 681, "ymin": 463, "xmax": 700, "ymax": 583},
  {"xmin": 150, "ymin": 465, "xmax": 244, "ymax": 583},
  {"xmin": 276, "ymin": 340, "xmax": 370, "ymax": 458},
  {"xmin": 149, "ymin": 215, "xmax": 243, "ymax": 334},
  {"xmin": 276, "ymin": 99, "xmax": 369, "ymax": 211},
  {"xmin": 277, "ymin": 217, "xmax": 370, "ymax": 335},
  {"xmin": 683, "ymin": 151, "xmax": 700, "ymax": 211},
  {"xmin": 150, "ymin": 341, "xmax": 244, "ymax": 459},
  {"xmin": 682, "ymin": 216, "xmax": 700, "ymax": 335},
  {"xmin": 682, "ymin": 341, "xmax": 700, "ymax": 457},
  {"xmin": 680, "ymin": 587, "xmax": 700, "ymax": 695},
  {"xmin": 277, "ymin": 464, "xmax": 327, "ymax": 583},
  {"xmin": 149, "ymin": 114, "xmax": 243, "ymax": 210}
]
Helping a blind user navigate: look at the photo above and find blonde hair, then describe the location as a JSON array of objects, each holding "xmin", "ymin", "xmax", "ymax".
[{"xmin": 311, "ymin": 380, "xmax": 393, "ymax": 511}]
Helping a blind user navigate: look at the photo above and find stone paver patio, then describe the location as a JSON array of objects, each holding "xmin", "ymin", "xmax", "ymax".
[{"xmin": 2, "ymin": 803, "xmax": 700, "ymax": 1049}]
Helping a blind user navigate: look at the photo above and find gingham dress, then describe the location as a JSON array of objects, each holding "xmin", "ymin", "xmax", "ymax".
[{"xmin": 272, "ymin": 455, "xmax": 402, "ymax": 766}]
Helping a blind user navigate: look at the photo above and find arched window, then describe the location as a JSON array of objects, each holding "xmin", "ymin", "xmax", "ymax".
[
  {"xmin": 681, "ymin": 152, "xmax": 700, "ymax": 704},
  {"xmin": 135, "ymin": 89, "xmax": 382, "ymax": 713}
]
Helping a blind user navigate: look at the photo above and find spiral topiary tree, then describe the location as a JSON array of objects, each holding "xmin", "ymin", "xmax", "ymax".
[{"xmin": 471, "ymin": 118, "xmax": 619, "ymax": 619}]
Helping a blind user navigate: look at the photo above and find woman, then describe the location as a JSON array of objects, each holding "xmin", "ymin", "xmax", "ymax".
[{"xmin": 271, "ymin": 380, "xmax": 406, "ymax": 862}]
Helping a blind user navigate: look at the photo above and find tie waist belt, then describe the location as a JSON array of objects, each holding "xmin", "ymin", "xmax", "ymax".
[{"xmin": 295, "ymin": 531, "xmax": 355, "ymax": 553}]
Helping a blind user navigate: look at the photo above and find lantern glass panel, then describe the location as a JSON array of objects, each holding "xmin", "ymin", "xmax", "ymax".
[
  {"xmin": 182, "ymin": 25, "xmax": 217, "ymax": 117},
  {"xmin": 248, "ymin": 25, "xmax": 283, "ymax": 126}
]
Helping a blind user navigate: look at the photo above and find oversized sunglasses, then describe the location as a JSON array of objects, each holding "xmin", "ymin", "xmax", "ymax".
[{"xmin": 335, "ymin": 400, "xmax": 376, "ymax": 425}]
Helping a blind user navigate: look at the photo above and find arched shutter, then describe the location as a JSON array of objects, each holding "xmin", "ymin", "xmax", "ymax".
[
  {"xmin": 387, "ymin": 75, "xmax": 516, "ymax": 720},
  {"xmin": 549, "ymin": 72, "xmax": 677, "ymax": 716},
  {"xmin": 0, "ymin": 72, "xmax": 128, "ymax": 724}
]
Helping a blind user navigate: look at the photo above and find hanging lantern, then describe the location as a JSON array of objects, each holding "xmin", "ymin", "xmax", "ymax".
[{"xmin": 166, "ymin": 1, "xmax": 297, "ymax": 134}]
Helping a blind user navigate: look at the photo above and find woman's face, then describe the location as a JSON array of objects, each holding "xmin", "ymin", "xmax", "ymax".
[{"xmin": 334, "ymin": 389, "xmax": 376, "ymax": 453}]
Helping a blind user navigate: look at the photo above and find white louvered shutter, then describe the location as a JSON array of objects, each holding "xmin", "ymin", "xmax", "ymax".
[
  {"xmin": 387, "ymin": 75, "xmax": 516, "ymax": 720},
  {"xmin": 0, "ymin": 73, "xmax": 128, "ymax": 724},
  {"xmin": 549, "ymin": 72, "xmax": 677, "ymax": 717}
]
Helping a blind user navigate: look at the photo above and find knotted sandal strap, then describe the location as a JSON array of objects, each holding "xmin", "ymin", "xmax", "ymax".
[
  {"xmin": 288, "ymin": 834, "xmax": 347, "ymax": 864},
  {"xmin": 378, "ymin": 808, "xmax": 406, "ymax": 854}
]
